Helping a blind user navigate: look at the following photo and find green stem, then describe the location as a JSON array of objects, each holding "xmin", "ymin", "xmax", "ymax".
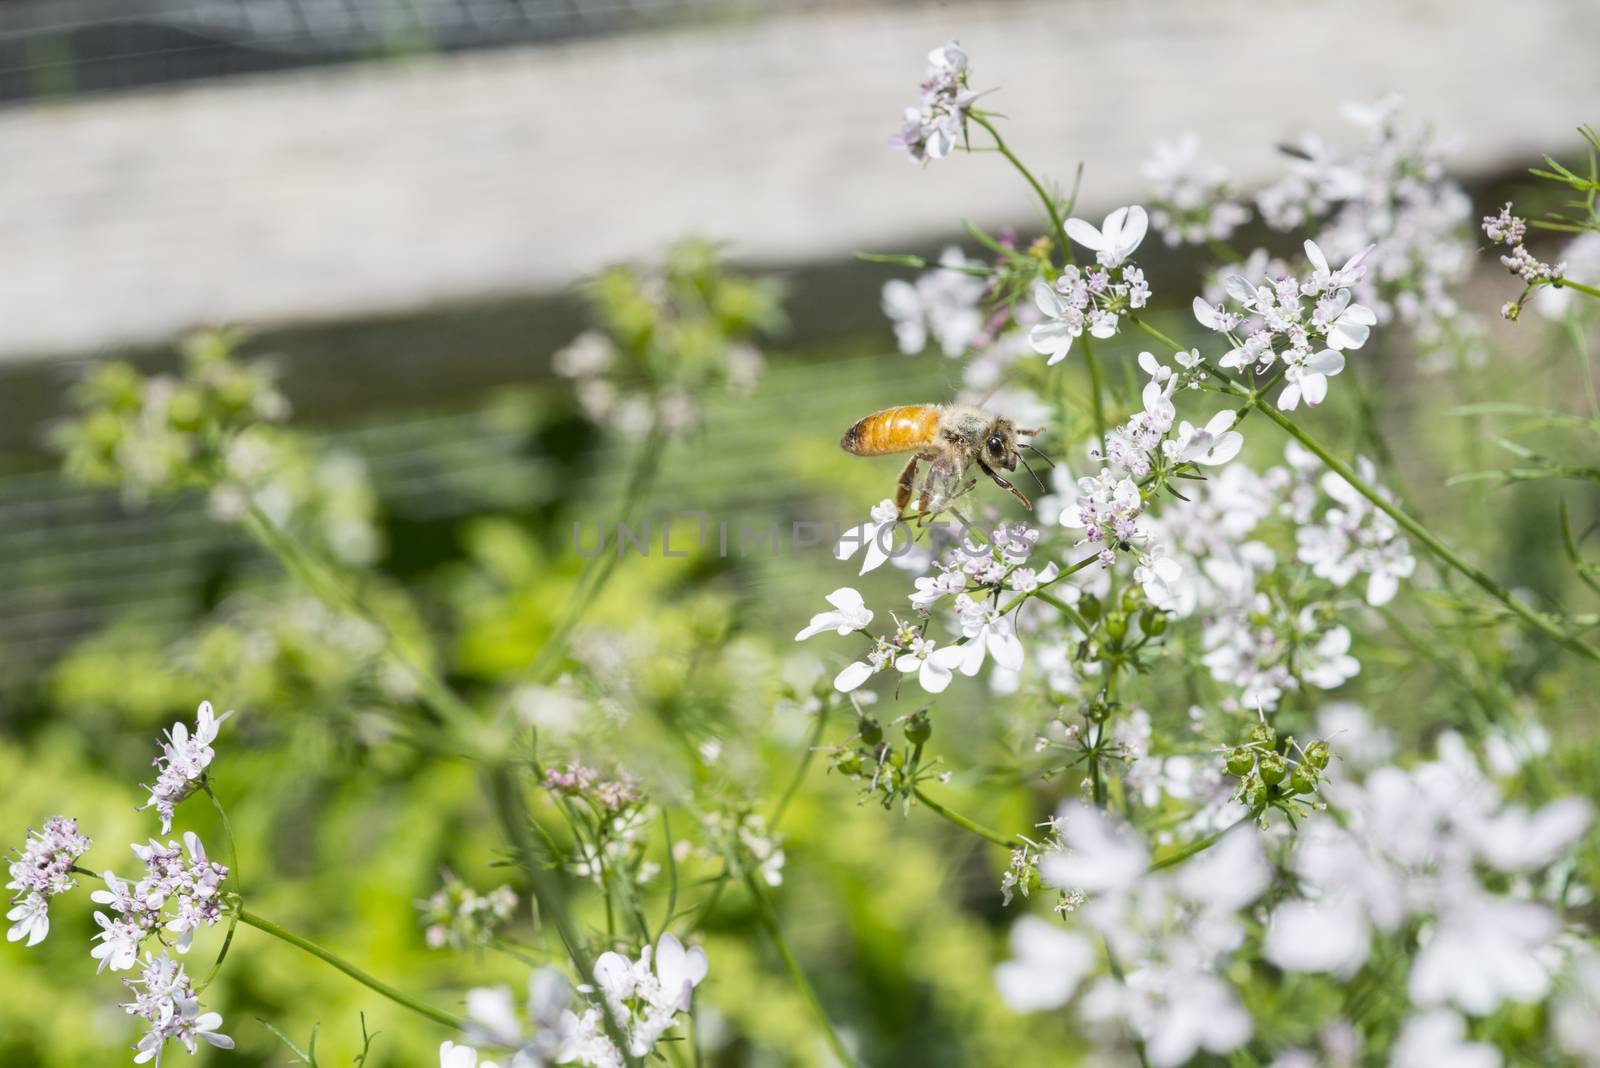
[
  {"xmin": 239, "ymin": 499, "xmax": 477, "ymax": 731},
  {"xmin": 483, "ymin": 763, "xmax": 637, "ymax": 1061},
  {"xmin": 726, "ymin": 848, "xmax": 862, "ymax": 1068},
  {"xmin": 237, "ymin": 909, "xmax": 463, "ymax": 1031},
  {"xmin": 910, "ymin": 787, "xmax": 1018, "ymax": 849},
  {"xmin": 1100, "ymin": 935, "xmax": 1152, "ymax": 1068},
  {"xmin": 968, "ymin": 113, "xmax": 1069, "ymax": 261},
  {"xmin": 770, "ymin": 699, "xmax": 831, "ymax": 828},
  {"xmin": 1147, "ymin": 812, "xmax": 1254, "ymax": 872},
  {"xmin": 1250, "ymin": 396, "xmax": 1600, "ymax": 662},
  {"xmin": 1081, "ymin": 333, "xmax": 1109, "ymax": 448},
  {"xmin": 532, "ymin": 425, "xmax": 665, "ymax": 681},
  {"xmin": 198, "ymin": 780, "xmax": 242, "ymax": 990},
  {"xmin": 1133, "ymin": 318, "xmax": 1600, "ymax": 662},
  {"xmin": 1552, "ymin": 276, "xmax": 1600, "ymax": 300}
]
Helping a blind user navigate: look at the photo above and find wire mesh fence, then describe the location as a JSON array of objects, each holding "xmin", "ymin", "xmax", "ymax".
[{"xmin": 0, "ymin": 0, "xmax": 802, "ymax": 103}]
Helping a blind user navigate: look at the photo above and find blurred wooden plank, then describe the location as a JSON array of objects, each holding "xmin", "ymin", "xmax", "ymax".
[{"xmin": 0, "ymin": 0, "xmax": 1597, "ymax": 362}]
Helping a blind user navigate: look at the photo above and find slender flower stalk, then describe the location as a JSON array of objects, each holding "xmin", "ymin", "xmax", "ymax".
[
  {"xmin": 236, "ymin": 909, "xmax": 464, "ymax": 1030},
  {"xmin": 1133, "ymin": 316, "xmax": 1600, "ymax": 663},
  {"xmin": 725, "ymin": 845, "xmax": 862, "ymax": 1068},
  {"xmin": 911, "ymin": 787, "xmax": 1019, "ymax": 849},
  {"xmin": 968, "ymin": 113, "xmax": 1070, "ymax": 263}
]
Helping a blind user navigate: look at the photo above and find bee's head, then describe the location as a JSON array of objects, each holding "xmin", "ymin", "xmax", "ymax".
[{"xmin": 985, "ymin": 418, "xmax": 1020, "ymax": 471}]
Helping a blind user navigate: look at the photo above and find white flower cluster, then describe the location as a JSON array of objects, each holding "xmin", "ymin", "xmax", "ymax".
[
  {"xmin": 996, "ymin": 804, "xmax": 1270, "ymax": 1067},
  {"xmin": 1264, "ymin": 730, "xmax": 1594, "ymax": 1057},
  {"xmin": 889, "ymin": 41, "xmax": 978, "ymax": 164},
  {"xmin": 1294, "ymin": 455, "xmax": 1416, "ymax": 606},
  {"xmin": 417, "ymin": 869, "xmax": 518, "ymax": 951},
  {"xmin": 699, "ymin": 811, "xmax": 786, "ymax": 888},
  {"xmin": 1060, "ymin": 353, "xmax": 1240, "ymax": 605},
  {"xmin": 122, "ymin": 951, "xmax": 235, "ymax": 1064},
  {"xmin": 1030, "ymin": 206, "xmax": 1152, "ymax": 365},
  {"xmin": 1256, "ymin": 98, "xmax": 1476, "ymax": 345},
  {"xmin": 804, "ymin": 514, "xmax": 1052, "ymax": 694},
  {"xmin": 209, "ymin": 434, "xmax": 384, "ymax": 567},
  {"xmin": 6, "ymin": 815, "xmax": 92, "ymax": 947},
  {"xmin": 465, "ymin": 934, "xmax": 708, "ymax": 1068},
  {"xmin": 91, "ymin": 833, "xmax": 229, "ymax": 973},
  {"xmin": 1193, "ymin": 239, "xmax": 1377, "ymax": 410},
  {"xmin": 1141, "ymin": 134, "xmax": 1251, "ymax": 247},
  {"xmin": 1138, "ymin": 443, "xmax": 1417, "ymax": 709},
  {"xmin": 880, "ymin": 247, "xmax": 988, "ymax": 356},
  {"xmin": 552, "ymin": 328, "xmax": 764, "ymax": 438},
  {"xmin": 139, "ymin": 700, "xmax": 233, "ymax": 834}
]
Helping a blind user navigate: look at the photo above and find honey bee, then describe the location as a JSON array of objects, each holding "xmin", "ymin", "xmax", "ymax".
[{"xmin": 840, "ymin": 404, "xmax": 1048, "ymax": 516}]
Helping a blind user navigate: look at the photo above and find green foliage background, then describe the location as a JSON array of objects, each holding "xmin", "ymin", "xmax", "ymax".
[{"xmin": 3, "ymin": 243, "xmax": 1599, "ymax": 1067}]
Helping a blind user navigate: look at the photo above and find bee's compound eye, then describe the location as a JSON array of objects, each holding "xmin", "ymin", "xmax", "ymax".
[{"xmin": 987, "ymin": 435, "xmax": 1004, "ymax": 456}]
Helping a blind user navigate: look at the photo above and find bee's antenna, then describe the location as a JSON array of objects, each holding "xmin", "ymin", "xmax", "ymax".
[
  {"xmin": 1023, "ymin": 442, "xmax": 1057, "ymax": 468},
  {"xmin": 1018, "ymin": 455, "xmax": 1049, "ymax": 495}
]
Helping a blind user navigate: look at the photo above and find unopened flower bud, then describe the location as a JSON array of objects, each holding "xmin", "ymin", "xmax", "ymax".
[
  {"xmin": 1259, "ymin": 752, "xmax": 1287, "ymax": 786},
  {"xmin": 1105, "ymin": 613, "xmax": 1128, "ymax": 644},
  {"xmin": 1290, "ymin": 764, "xmax": 1317, "ymax": 794},
  {"xmin": 835, "ymin": 750, "xmax": 862, "ymax": 777},
  {"xmin": 1305, "ymin": 740, "xmax": 1331, "ymax": 770},
  {"xmin": 1249, "ymin": 721, "xmax": 1276, "ymax": 749},
  {"xmin": 905, "ymin": 711, "xmax": 932, "ymax": 745},
  {"xmin": 1139, "ymin": 607, "xmax": 1168, "ymax": 636},
  {"xmin": 1225, "ymin": 746, "xmax": 1255, "ymax": 777},
  {"xmin": 1243, "ymin": 774, "xmax": 1266, "ymax": 808},
  {"xmin": 1080, "ymin": 594, "xmax": 1102, "ymax": 623},
  {"xmin": 859, "ymin": 717, "xmax": 883, "ymax": 746}
]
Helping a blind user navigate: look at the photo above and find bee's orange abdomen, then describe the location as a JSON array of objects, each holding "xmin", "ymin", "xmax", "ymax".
[{"xmin": 841, "ymin": 405, "xmax": 941, "ymax": 456}]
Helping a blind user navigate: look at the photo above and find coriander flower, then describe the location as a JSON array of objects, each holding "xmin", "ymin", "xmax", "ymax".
[
  {"xmin": 1277, "ymin": 348, "xmax": 1345, "ymax": 411},
  {"xmin": 1028, "ymin": 281, "xmax": 1086, "ymax": 365},
  {"xmin": 953, "ymin": 594, "xmax": 1024, "ymax": 676},
  {"xmin": 993, "ymin": 914, "xmax": 1095, "ymax": 1012},
  {"xmin": 880, "ymin": 248, "xmax": 987, "ymax": 356},
  {"xmin": 6, "ymin": 894, "xmax": 50, "ymax": 948},
  {"xmin": 6, "ymin": 816, "xmax": 91, "ymax": 947},
  {"xmin": 1065, "ymin": 206, "xmax": 1149, "ymax": 268},
  {"xmin": 1301, "ymin": 239, "xmax": 1374, "ymax": 297},
  {"xmin": 592, "ymin": 932, "xmax": 709, "ymax": 1057},
  {"xmin": 1170, "ymin": 410, "xmax": 1244, "ymax": 466},
  {"xmin": 894, "ymin": 637, "xmax": 965, "ymax": 694},
  {"xmin": 139, "ymin": 700, "xmax": 234, "ymax": 834},
  {"xmin": 833, "ymin": 639, "xmax": 895, "ymax": 694},
  {"xmin": 889, "ymin": 41, "xmax": 979, "ymax": 164},
  {"xmin": 440, "ymin": 1041, "xmax": 499, "ymax": 1068},
  {"xmin": 795, "ymin": 588, "xmax": 874, "ymax": 641},
  {"xmin": 1392, "ymin": 1010, "xmax": 1500, "ymax": 1068},
  {"xmin": 122, "ymin": 951, "xmax": 234, "ymax": 1064},
  {"xmin": 835, "ymin": 499, "xmax": 903, "ymax": 574}
]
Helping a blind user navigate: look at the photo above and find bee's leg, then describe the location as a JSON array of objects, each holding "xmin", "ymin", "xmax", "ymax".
[
  {"xmin": 894, "ymin": 456, "xmax": 920, "ymax": 515},
  {"xmin": 978, "ymin": 457, "xmax": 1032, "ymax": 510},
  {"xmin": 917, "ymin": 459, "xmax": 944, "ymax": 524}
]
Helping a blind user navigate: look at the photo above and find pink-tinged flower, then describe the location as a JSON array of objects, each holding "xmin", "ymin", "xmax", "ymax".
[
  {"xmin": 139, "ymin": 701, "xmax": 235, "ymax": 833},
  {"xmin": 6, "ymin": 815, "xmax": 92, "ymax": 947}
]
